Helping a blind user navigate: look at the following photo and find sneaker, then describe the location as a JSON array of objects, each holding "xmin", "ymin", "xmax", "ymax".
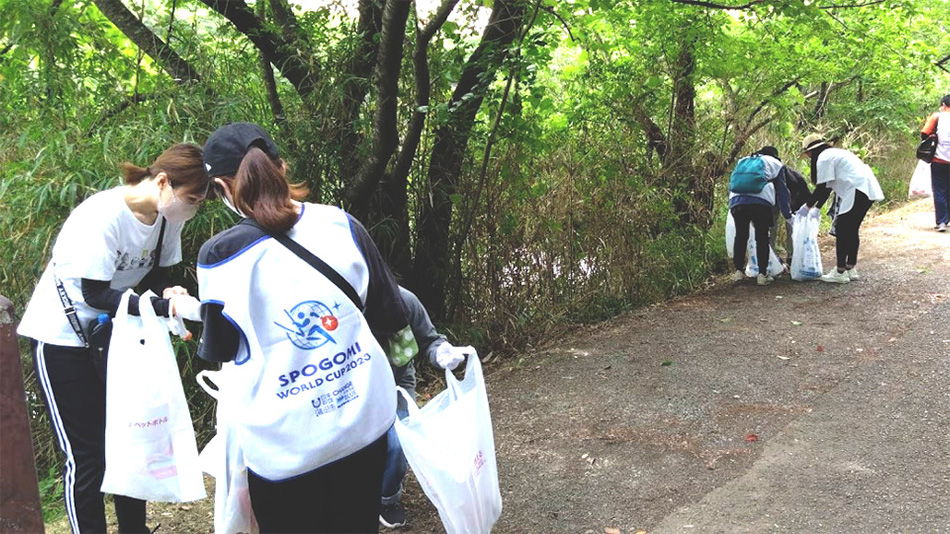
[
  {"xmin": 756, "ymin": 274, "xmax": 774, "ymax": 286},
  {"xmin": 820, "ymin": 269, "xmax": 850, "ymax": 284},
  {"xmin": 730, "ymin": 270, "xmax": 745, "ymax": 282},
  {"xmin": 380, "ymin": 503, "xmax": 407, "ymax": 529},
  {"xmin": 939, "ymin": 223, "xmax": 947, "ymax": 233},
  {"xmin": 847, "ymin": 267, "xmax": 861, "ymax": 281}
]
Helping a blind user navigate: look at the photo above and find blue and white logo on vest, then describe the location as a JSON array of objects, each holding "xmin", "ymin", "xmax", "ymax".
[{"xmin": 274, "ymin": 300, "xmax": 341, "ymax": 350}]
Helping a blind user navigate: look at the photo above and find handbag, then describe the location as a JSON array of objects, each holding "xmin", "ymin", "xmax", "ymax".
[
  {"xmin": 917, "ymin": 116, "xmax": 939, "ymax": 163},
  {"xmin": 55, "ymin": 217, "xmax": 166, "ymax": 383}
]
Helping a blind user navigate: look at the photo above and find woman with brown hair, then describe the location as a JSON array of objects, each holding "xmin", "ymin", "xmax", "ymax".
[
  {"xmin": 197, "ymin": 122, "xmax": 417, "ymax": 533},
  {"xmin": 17, "ymin": 143, "xmax": 210, "ymax": 533}
]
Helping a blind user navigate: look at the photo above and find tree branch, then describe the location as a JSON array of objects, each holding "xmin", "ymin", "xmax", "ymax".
[
  {"xmin": 256, "ymin": 0, "xmax": 284, "ymax": 123},
  {"xmin": 392, "ymin": 0, "xmax": 461, "ymax": 182},
  {"xmin": 937, "ymin": 54, "xmax": 950, "ymax": 74},
  {"xmin": 539, "ymin": 5, "xmax": 574, "ymax": 42},
  {"xmin": 200, "ymin": 0, "xmax": 318, "ymax": 97},
  {"xmin": 93, "ymin": 0, "xmax": 202, "ymax": 84}
]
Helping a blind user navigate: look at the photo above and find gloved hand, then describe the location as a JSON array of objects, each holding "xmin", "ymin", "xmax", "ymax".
[
  {"xmin": 169, "ymin": 294, "xmax": 202, "ymax": 322},
  {"xmin": 435, "ymin": 343, "xmax": 475, "ymax": 371},
  {"xmin": 162, "ymin": 285, "xmax": 189, "ymax": 299}
]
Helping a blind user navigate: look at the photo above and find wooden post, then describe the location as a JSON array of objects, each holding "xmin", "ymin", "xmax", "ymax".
[{"xmin": 0, "ymin": 295, "xmax": 45, "ymax": 533}]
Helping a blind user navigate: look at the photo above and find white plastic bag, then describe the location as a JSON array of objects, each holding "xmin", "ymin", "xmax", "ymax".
[
  {"xmin": 197, "ymin": 369, "xmax": 258, "ymax": 534},
  {"xmin": 725, "ymin": 211, "xmax": 737, "ymax": 259},
  {"xmin": 394, "ymin": 354, "xmax": 502, "ymax": 534},
  {"xmin": 744, "ymin": 229, "xmax": 784, "ymax": 278},
  {"xmin": 790, "ymin": 210, "xmax": 823, "ymax": 281},
  {"xmin": 101, "ymin": 290, "xmax": 205, "ymax": 502},
  {"xmin": 908, "ymin": 160, "xmax": 932, "ymax": 199},
  {"xmin": 727, "ymin": 212, "xmax": 782, "ymax": 275}
]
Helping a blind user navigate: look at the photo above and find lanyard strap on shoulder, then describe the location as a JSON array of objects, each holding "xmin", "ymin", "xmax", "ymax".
[
  {"xmin": 254, "ymin": 222, "xmax": 364, "ymax": 311},
  {"xmin": 154, "ymin": 216, "xmax": 167, "ymax": 268},
  {"xmin": 54, "ymin": 272, "xmax": 89, "ymax": 347}
]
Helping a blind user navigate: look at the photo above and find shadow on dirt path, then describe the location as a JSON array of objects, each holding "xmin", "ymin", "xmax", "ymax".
[{"xmin": 45, "ymin": 200, "xmax": 947, "ymax": 534}]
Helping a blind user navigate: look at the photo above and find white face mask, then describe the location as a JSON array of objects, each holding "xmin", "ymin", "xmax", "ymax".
[
  {"xmin": 158, "ymin": 186, "xmax": 200, "ymax": 223},
  {"xmin": 221, "ymin": 195, "xmax": 247, "ymax": 218}
]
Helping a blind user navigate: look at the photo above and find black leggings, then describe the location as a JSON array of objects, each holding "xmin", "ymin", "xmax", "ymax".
[
  {"xmin": 31, "ymin": 340, "xmax": 148, "ymax": 534},
  {"xmin": 248, "ymin": 433, "xmax": 387, "ymax": 533},
  {"xmin": 833, "ymin": 190, "xmax": 873, "ymax": 269},
  {"xmin": 731, "ymin": 204, "xmax": 774, "ymax": 273}
]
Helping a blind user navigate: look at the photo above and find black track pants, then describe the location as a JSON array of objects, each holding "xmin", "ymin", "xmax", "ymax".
[{"xmin": 32, "ymin": 340, "xmax": 148, "ymax": 534}]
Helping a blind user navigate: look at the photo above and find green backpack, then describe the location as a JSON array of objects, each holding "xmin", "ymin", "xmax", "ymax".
[{"xmin": 730, "ymin": 155, "xmax": 768, "ymax": 194}]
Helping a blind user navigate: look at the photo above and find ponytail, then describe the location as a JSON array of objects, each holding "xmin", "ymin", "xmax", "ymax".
[
  {"xmin": 232, "ymin": 147, "xmax": 309, "ymax": 233},
  {"xmin": 120, "ymin": 143, "xmax": 207, "ymax": 191},
  {"xmin": 121, "ymin": 163, "xmax": 152, "ymax": 185}
]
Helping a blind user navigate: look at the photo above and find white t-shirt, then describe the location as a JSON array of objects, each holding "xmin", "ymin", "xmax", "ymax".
[
  {"xmin": 815, "ymin": 148, "xmax": 885, "ymax": 214},
  {"xmin": 17, "ymin": 187, "xmax": 183, "ymax": 346},
  {"xmin": 935, "ymin": 111, "xmax": 950, "ymax": 163}
]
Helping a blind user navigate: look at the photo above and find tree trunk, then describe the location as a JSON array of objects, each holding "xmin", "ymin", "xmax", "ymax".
[
  {"xmin": 373, "ymin": 0, "xmax": 460, "ymax": 277},
  {"xmin": 409, "ymin": 0, "xmax": 526, "ymax": 321},
  {"xmin": 668, "ymin": 39, "xmax": 699, "ymax": 224},
  {"xmin": 344, "ymin": 0, "xmax": 412, "ymax": 220}
]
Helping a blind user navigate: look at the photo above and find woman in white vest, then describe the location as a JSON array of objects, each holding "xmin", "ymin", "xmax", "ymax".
[
  {"xmin": 800, "ymin": 134, "xmax": 885, "ymax": 283},
  {"xmin": 197, "ymin": 123, "xmax": 417, "ymax": 533},
  {"xmin": 920, "ymin": 94, "xmax": 950, "ymax": 232},
  {"xmin": 17, "ymin": 144, "xmax": 208, "ymax": 534}
]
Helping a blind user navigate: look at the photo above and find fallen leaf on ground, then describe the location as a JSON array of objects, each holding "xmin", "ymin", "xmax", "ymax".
[
  {"xmin": 719, "ymin": 317, "xmax": 732, "ymax": 323},
  {"xmin": 661, "ymin": 360, "xmax": 673, "ymax": 366},
  {"xmin": 604, "ymin": 528, "xmax": 621, "ymax": 534},
  {"xmin": 816, "ymin": 345, "xmax": 825, "ymax": 352},
  {"xmin": 745, "ymin": 434, "xmax": 758, "ymax": 442},
  {"xmin": 791, "ymin": 320, "xmax": 803, "ymax": 326},
  {"xmin": 777, "ymin": 355, "xmax": 790, "ymax": 360}
]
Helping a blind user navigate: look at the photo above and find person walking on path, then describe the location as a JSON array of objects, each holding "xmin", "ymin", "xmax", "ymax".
[
  {"xmin": 729, "ymin": 146, "xmax": 793, "ymax": 286},
  {"xmin": 380, "ymin": 286, "xmax": 474, "ymax": 529},
  {"xmin": 196, "ymin": 122, "xmax": 418, "ymax": 533},
  {"xmin": 801, "ymin": 134, "xmax": 884, "ymax": 283},
  {"xmin": 17, "ymin": 144, "xmax": 208, "ymax": 534},
  {"xmin": 920, "ymin": 94, "xmax": 950, "ymax": 232}
]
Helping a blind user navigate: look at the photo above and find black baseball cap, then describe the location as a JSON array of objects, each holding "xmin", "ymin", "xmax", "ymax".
[
  {"xmin": 203, "ymin": 122, "xmax": 280, "ymax": 178},
  {"xmin": 756, "ymin": 146, "xmax": 780, "ymax": 160}
]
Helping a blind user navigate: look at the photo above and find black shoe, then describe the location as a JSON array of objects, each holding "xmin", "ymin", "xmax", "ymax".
[{"xmin": 380, "ymin": 503, "xmax": 407, "ymax": 529}]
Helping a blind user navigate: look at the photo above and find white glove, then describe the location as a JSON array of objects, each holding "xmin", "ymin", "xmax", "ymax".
[
  {"xmin": 435, "ymin": 343, "xmax": 475, "ymax": 371},
  {"xmin": 162, "ymin": 285, "xmax": 189, "ymax": 299},
  {"xmin": 795, "ymin": 205, "xmax": 810, "ymax": 217},
  {"xmin": 808, "ymin": 206, "xmax": 821, "ymax": 218},
  {"xmin": 169, "ymin": 294, "xmax": 202, "ymax": 322}
]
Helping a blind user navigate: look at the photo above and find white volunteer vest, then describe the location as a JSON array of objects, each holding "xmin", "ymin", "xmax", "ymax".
[{"xmin": 198, "ymin": 204, "xmax": 396, "ymax": 481}]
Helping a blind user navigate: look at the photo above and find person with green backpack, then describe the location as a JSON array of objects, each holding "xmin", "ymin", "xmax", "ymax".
[{"xmin": 728, "ymin": 146, "xmax": 793, "ymax": 286}]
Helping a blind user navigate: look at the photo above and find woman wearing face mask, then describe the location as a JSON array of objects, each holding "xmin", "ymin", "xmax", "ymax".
[{"xmin": 17, "ymin": 143, "xmax": 209, "ymax": 534}]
